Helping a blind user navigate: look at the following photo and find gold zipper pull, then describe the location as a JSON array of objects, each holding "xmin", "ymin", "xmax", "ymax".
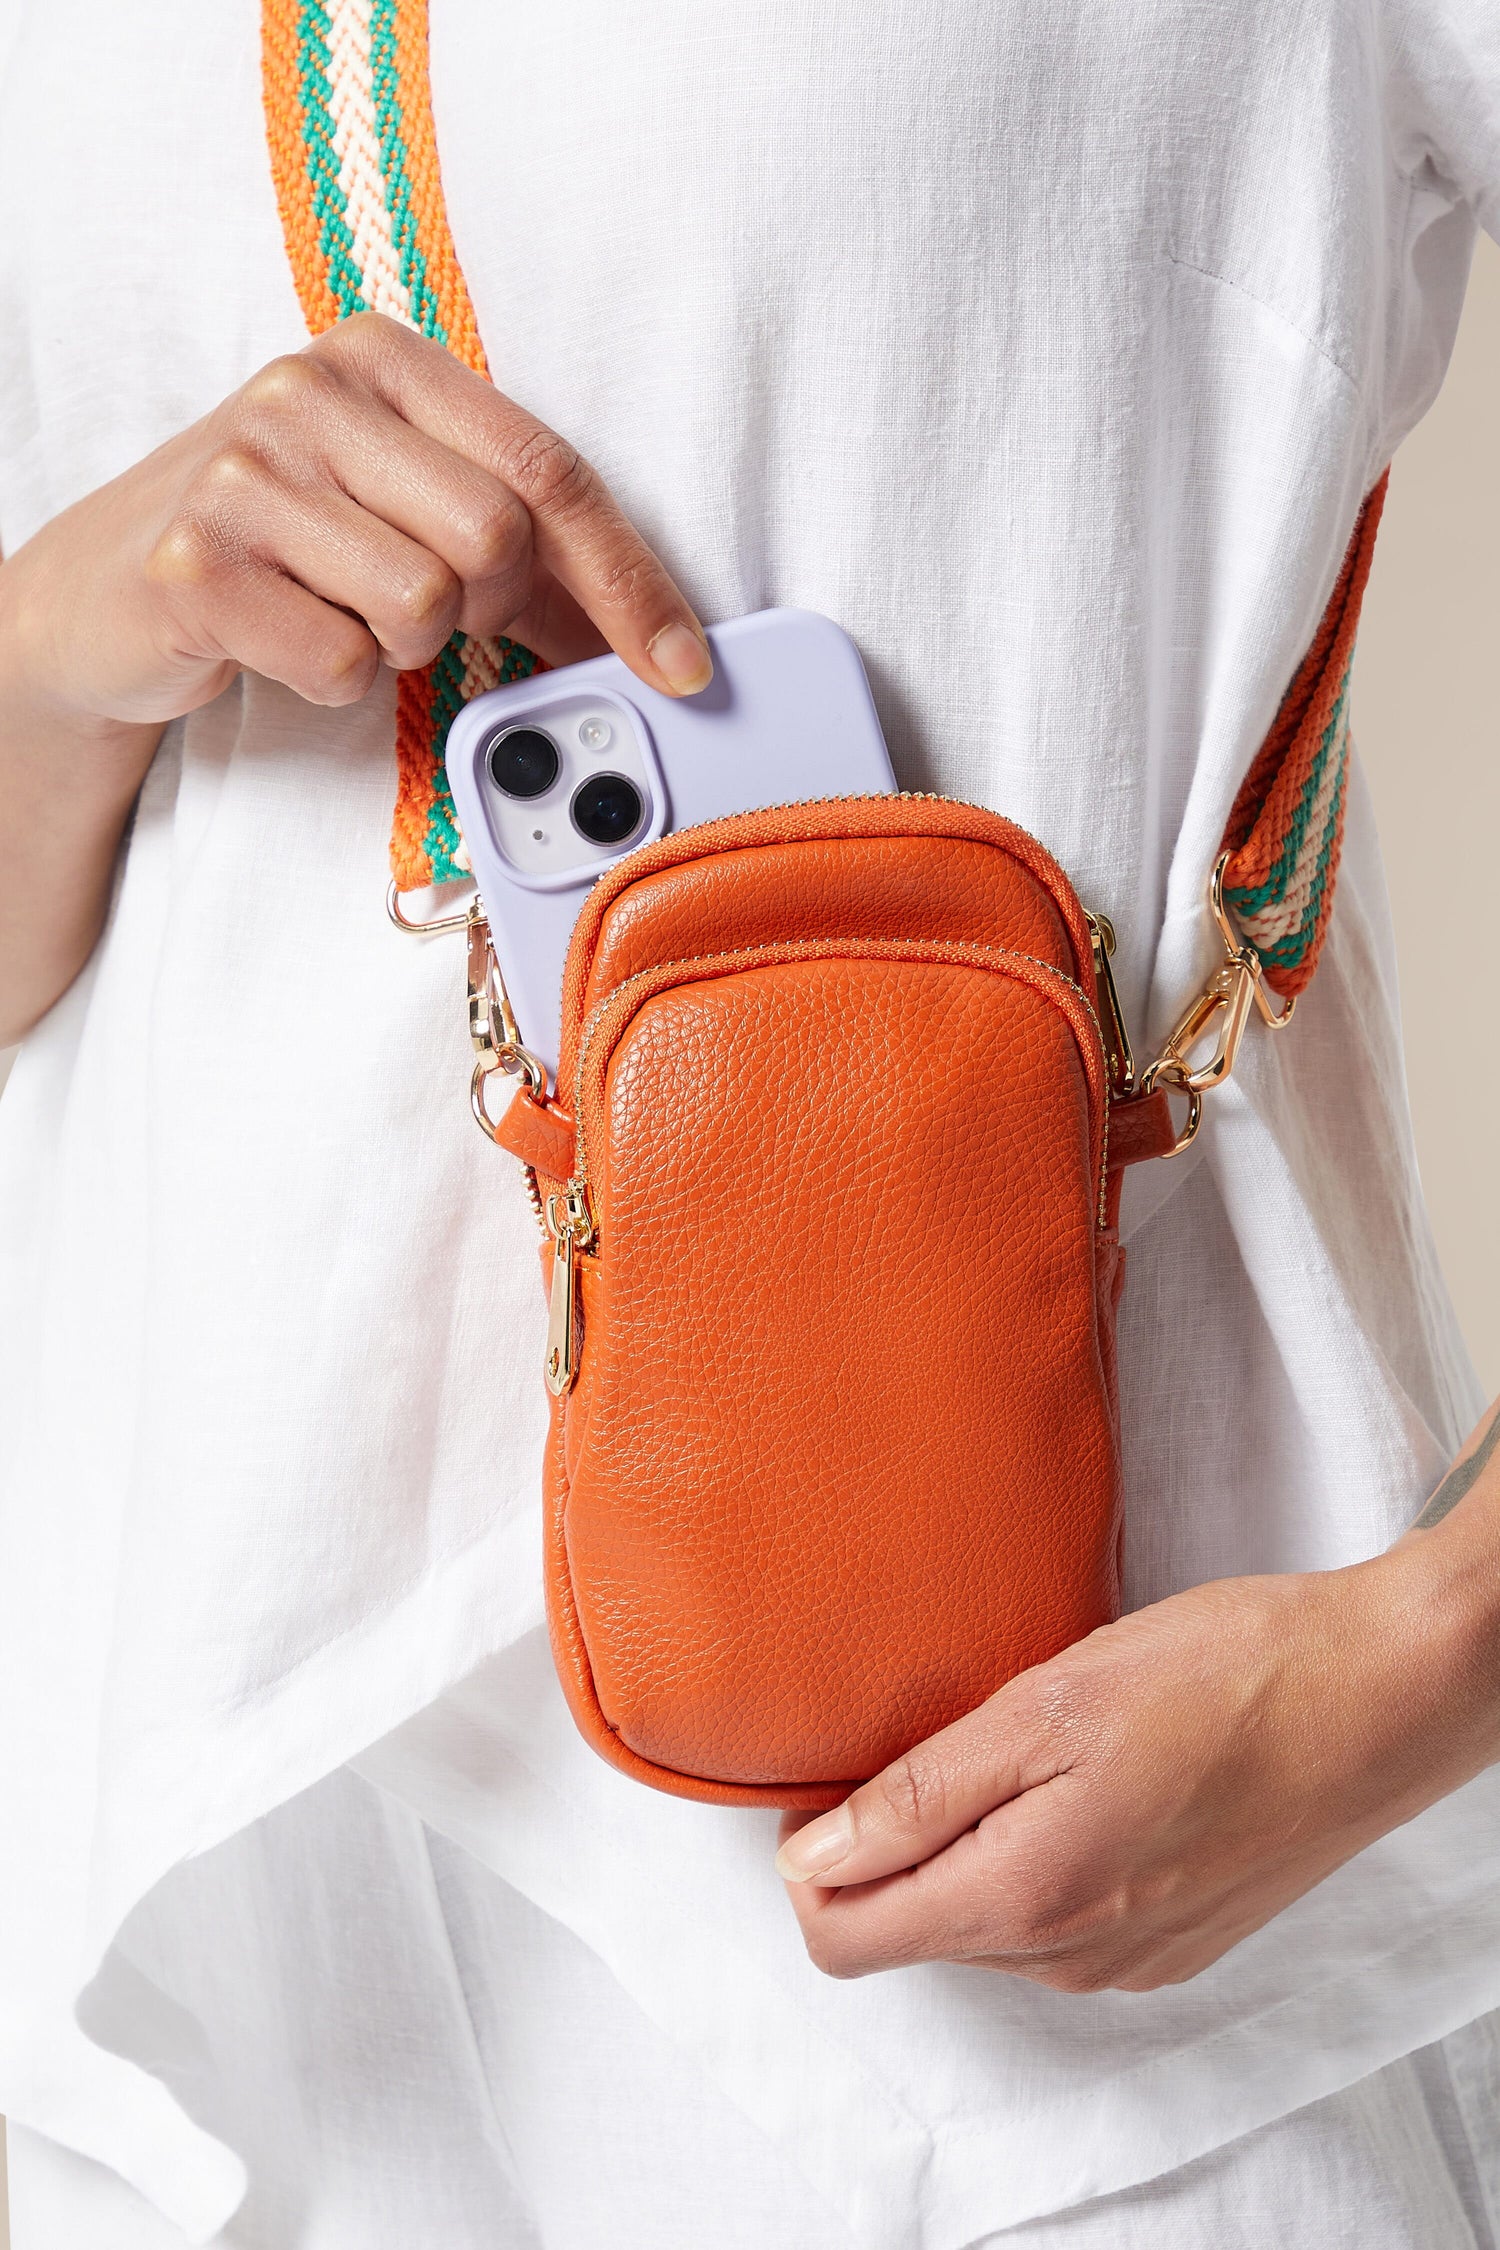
[
  {"xmin": 545, "ymin": 1224, "xmax": 578, "ymax": 1397},
  {"xmin": 544, "ymin": 1180, "xmax": 594, "ymax": 1397},
  {"xmin": 1085, "ymin": 911, "xmax": 1136, "ymax": 1096}
]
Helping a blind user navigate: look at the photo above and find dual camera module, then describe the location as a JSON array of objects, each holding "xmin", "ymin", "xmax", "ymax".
[{"xmin": 486, "ymin": 724, "xmax": 644, "ymax": 848}]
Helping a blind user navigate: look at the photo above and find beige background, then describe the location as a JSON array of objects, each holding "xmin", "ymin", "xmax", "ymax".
[
  {"xmin": 0, "ymin": 235, "xmax": 1497, "ymax": 2243},
  {"xmin": 1356, "ymin": 232, "xmax": 1500, "ymax": 1391}
]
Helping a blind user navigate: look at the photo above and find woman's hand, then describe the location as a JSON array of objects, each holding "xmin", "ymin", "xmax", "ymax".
[
  {"xmin": 0, "ymin": 312, "xmax": 711, "ymax": 1042},
  {"xmin": 776, "ymin": 1425, "xmax": 1500, "ymax": 1990},
  {"xmin": 4, "ymin": 310, "xmax": 712, "ymax": 728}
]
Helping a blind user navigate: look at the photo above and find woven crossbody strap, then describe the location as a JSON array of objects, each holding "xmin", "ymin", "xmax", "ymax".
[
  {"xmin": 1220, "ymin": 472, "xmax": 1387, "ymax": 1001},
  {"xmin": 259, "ymin": 0, "xmax": 1384, "ymax": 1038},
  {"xmin": 261, "ymin": 0, "xmax": 541, "ymax": 892}
]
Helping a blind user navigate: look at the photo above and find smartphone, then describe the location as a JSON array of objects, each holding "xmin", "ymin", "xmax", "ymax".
[{"xmin": 445, "ymin": 608, "xmax": 897, "ymax": 1082}]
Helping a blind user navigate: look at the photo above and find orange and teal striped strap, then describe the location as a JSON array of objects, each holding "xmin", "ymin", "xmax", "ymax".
[
  {"xmin": 1219, "ymin": 472, "xmax": 1388, "ymax": 999},
  {"xmin": 261, "ymin": 1, "xmax": 1384, "ymax": 980},
  {"xmin": 261, "ymin": 0, "xmax": 539, "ymax": 893}
]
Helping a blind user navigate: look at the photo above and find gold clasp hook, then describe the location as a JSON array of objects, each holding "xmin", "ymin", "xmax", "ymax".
[
  {"xmin": 1138, "ymin": 853, "xmax": 1298, "ymax": 1154},
  {"xmin": 467, "ymin": 902, "xmax": 520, "ymax": 1059},
  {"xmin": 385, "ymin": 879, "xmax": 549, "ymax": 1144},
  {"xmin": 465, "ymin": 900, "xmax": 548, "ymax": 1132},
  {"xmin": 1149, "ymin": 953, "xmax": 1257, "ymax": 1096}
]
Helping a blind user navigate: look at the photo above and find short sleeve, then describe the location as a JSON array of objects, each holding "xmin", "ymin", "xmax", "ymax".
[{"xmin": 1386, "ymin": 0, "xmax": 1500, "ymax": 238}]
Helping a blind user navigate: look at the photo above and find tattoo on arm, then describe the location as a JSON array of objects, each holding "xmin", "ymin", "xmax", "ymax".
[{"xmin": 1413, "ymin": 1405, "xmax": 1500, "ymax": 1530}]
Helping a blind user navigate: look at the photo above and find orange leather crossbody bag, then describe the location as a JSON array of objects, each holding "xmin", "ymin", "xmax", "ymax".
[
  {"xmin": 264, "ymin": 0, "xmax": 1388, "ymax": 1811},
  {"xmin": 483, "ymin": 548, "xmax": 1380, "ymax": 1806},
  {"xmin": 492, "ymin": 795, "xmax": 1172, "ymax": 1807}
]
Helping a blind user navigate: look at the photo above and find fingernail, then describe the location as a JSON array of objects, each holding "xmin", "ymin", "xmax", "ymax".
[
  {"xmin": 648, "ymin": 621, "xmax": 714, "ymax": 695},
  {"xmin": 775, "ymin": 1806, "xmax": 853, "ymax": 1883}
]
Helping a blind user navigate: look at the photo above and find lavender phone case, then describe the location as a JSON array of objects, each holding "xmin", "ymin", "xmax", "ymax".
[{"xmin": 445, "ymin": 608, "xmax": 897, "ymax": 1081}]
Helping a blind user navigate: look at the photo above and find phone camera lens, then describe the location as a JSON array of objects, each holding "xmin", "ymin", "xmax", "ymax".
[
  {"xmin": 487, "ymin": 726, "xmax": 559, "ymax": 800},
  {"xmin": 570, "ymin": 773, "xmax": 644, "ymax": 848}
]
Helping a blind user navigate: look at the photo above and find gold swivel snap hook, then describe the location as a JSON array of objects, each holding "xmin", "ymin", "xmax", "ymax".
[
  {"xmin": 465, "ymin": 901, "xmax": 548, "ymax": 1134},
  {"xmin": 1138, "ymin": 855, "xmax": 1297, "ymax": 1155},
  {"xmin": 386, "ymin": 880, "xmax": 549, "ymax": 1132}
]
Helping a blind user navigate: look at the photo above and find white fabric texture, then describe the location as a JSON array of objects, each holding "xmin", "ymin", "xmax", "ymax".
[
  {"xmin": 7, "ymin": 1777, "xmax": 1500, "ymax": 2250},
  {"xmin": 2, "ymin": 0, "xmax": 1500, "ymax": 2241}
]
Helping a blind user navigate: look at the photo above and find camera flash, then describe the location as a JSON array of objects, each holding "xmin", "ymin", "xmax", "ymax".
[{"xmin": 578, "ymin": 715, "xmax": 613, "ymax": 751}]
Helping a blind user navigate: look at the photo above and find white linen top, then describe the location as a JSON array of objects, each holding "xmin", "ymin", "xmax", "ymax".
[{"xmin": 1, "ymin": 0, "xmax": 1499, "ymax": 2241}]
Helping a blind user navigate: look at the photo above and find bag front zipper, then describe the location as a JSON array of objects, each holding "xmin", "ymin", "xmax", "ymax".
[{"xmin": 543, "ymin": 936, "xmax": 1111, "ymax": 1396}]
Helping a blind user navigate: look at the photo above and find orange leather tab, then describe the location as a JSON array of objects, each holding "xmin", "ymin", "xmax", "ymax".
[
  {"xmin": 493, "ymin": 1087, "xmax": 576, "ymax": 1180},
  {"xmin": 1107, "ymin": 1087, "xmax": 1176, "ymax": 1169}
]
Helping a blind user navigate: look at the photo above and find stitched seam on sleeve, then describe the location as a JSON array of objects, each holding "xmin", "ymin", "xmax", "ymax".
[{"xmin": 1166, "ymin": 248, "xmax": 1367, "ymax": 398}]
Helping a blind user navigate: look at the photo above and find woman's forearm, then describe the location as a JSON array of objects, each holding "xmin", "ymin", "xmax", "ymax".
[
  {"xmin": 0, "ymin": 566, "xmax": 163, "ymax": 1040},
  {"xmin": 1389, "ymin": 1400, "xmax": 1500, "ymax": 1734}
]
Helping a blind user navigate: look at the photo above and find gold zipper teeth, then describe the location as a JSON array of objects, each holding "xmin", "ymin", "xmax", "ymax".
[
  {"xmin": 657, "ymin": 790, "xmax": 966, "ymax": 832},
  {"xmin": 619, "ymin": 789, "xmax": 1068, "ymax": 865},
  {"xmin": 568, "ymin": 791, "xmax": 1096, "ymax": 1136},
  {"xmin": 570, "ymin": 939, "xmax": 1112, "ymax": 1231},
  {"xmin": 563, "ymin": 790, "xmax": 1087, "ymax": 1017}
]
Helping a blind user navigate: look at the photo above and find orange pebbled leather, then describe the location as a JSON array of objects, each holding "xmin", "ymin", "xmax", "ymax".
[
  {"xmin": 532, "ymin": 796, "xmax": 1156, "ymax": 1807},
  {"xmin": 498, "ymin": 1072, "xmax": 1171, "ymax": 1204}
]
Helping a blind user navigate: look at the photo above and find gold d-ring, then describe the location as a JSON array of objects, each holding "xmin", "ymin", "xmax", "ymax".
[
  {"xmin": 1137, "ymin": 1055, "xmax": 1204, "ymax": 1155},
  {"xmin": 386, "ymin": 879, "xmax": 474, "ymax": 937},
  {"xmin": 471, "ymin": 1051, "xmax": 546, "ymax": 1141}
]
